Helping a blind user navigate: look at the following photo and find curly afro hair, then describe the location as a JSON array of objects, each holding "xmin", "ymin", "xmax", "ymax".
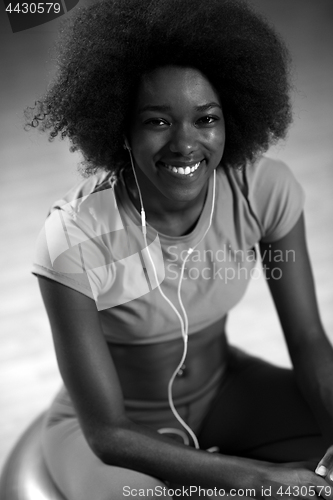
[{"xmin": 25, "ymin": 0, "xmax": 292, "ymax": 176}]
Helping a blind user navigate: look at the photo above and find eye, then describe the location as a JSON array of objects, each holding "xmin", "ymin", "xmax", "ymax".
[
  {"xmin": 196, "ymin": 115, "xmax": 220, "ymax": 126},
  {"xmin": 144, "ymin": 118, "xmax": 170, "ymax": 127}
]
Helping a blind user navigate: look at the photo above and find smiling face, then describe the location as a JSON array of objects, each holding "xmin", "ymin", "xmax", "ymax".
[{"xmin": 128, "ymin": 65, "xmax": 225, "ymax": 209}]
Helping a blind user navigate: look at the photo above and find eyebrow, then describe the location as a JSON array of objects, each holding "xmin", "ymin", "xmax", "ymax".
[
  {"xmin": 138, "ymin": 102, "xmax": 222, "ymax": 114},
  {"xmin": 196, "ymin": 102, "xmax": 222, "ymax": 112}
]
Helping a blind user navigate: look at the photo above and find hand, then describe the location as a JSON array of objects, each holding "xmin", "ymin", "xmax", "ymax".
[
  {"xmin": 259, "ymin": 461, "xmax": 333, "ymax": 500},
  {"xmin": 316, "ymin": 446, "xmax": 333, "ymax": 485}
]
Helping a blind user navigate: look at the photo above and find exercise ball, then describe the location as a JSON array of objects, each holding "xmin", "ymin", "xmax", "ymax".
[{"xmin": 0, "ymin": 412, "xmax": 67, "ymax": 500}]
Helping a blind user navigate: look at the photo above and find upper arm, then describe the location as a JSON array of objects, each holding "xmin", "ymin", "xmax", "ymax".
[
  {"xmin": 38, "ymin": 276, "xmax": 127, "ymax": 449},
  {"xmin": 259, "ymin": 213, "xmax": 325, "ymax": 354}
]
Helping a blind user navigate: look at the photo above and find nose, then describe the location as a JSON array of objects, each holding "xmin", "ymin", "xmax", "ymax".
[{"xmin": 169, "ymin": 124, "xmax": 198, "ymax": 155}]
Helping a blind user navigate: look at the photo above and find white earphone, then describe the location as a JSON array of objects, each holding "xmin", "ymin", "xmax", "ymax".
[
  {"xmin": 123, "ymin": 137, "xmax": 216, "ymax": 449},
  {"xmin": 123, "ymin": 137, "xmax": 131, "ymax": 151}
]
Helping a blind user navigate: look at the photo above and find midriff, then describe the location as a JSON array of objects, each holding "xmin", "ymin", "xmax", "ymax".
[{"xmin": 107, "ymin": 316, "xmax": 228, "ymax": 401}]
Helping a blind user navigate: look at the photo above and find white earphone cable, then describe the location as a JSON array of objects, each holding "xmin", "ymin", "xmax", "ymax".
[{"xmin": 126, "ymin": 146, "xmax": 216, "ymax": 449}]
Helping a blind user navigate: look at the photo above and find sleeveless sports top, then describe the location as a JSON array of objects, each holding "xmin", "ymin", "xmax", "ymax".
[{"xmin": 32, "ymin": 156, "xmax": 304, "ymax": 345}]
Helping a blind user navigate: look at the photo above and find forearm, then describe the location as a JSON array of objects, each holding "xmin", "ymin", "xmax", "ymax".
[
  {"xmin": 92, "ymin": 418, "xmax": 268, "ymax": 490},
  {"xmin": 291, "ymin": 333, "xmax": 333, "ymax": 441}
]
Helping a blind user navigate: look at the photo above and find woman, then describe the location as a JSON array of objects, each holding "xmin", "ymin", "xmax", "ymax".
[{"xmin": 27, "ymin": 0, "xmax": 333, "ymax": 498}]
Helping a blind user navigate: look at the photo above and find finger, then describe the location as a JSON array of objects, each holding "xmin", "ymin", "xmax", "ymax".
[
  {"xmin": 327, "ymin": 474, "xmax": 333, "ymax": 487},
  {"xmin": 316, "ymin": 447, "xmax": 333, "ymax": 481},
  {"xmin": 316, "ymin": 465, "xmax": 328, "ymax": 477}
]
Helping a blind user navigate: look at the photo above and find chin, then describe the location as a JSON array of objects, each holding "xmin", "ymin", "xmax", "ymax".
[{"xmin": 161, "ymin": 184, "xmax": 205, "ymax": 203}]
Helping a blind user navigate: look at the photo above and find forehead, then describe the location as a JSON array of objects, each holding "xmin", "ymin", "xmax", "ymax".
[{"xmin": 135, "ymin": 66, "xmax": 221, "ymax": 110}]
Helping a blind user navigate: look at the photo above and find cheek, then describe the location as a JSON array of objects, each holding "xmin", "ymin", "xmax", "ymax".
[
  {"xmin": 208, "ymin": 128, "xmax": 226, "ymax": 153},
  {"xmin": 132, "ymin": 132, "xmax": 166, "ymax": 162},
  {"xmin": 205, "ymin": 119, "xmax": 226, "ymax": 148}
]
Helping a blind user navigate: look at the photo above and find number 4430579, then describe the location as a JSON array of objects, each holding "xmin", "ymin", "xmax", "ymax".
[
  {"xmin": 5, "ymin": 3, "xmax": 61, "ymax": 14},
  {"xmin": 276, "ymin": 485, "xmax": 332, "ymax": 497}
]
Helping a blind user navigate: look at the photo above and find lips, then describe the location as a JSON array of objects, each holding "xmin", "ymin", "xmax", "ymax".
[{"xmin": 159, "ymin": 160, "xmax": 203, "ymax": 177}]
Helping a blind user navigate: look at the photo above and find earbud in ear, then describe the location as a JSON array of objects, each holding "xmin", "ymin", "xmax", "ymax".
[{"xmin": 123, "ymin": 137, "xmax": 131, "ymax": 151}]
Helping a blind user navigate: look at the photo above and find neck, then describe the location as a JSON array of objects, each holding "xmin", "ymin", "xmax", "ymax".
[{"xmin": 123, "ymin": 168, "xmax": 209, "ymax": 236}]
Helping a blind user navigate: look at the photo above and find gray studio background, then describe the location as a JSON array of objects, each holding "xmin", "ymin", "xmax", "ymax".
[{"xmin": 0, "ymin": 0, "xmax": 332, "ymax": 470}]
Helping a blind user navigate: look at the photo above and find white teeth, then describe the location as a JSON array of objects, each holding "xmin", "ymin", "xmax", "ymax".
[{"xmin": 164, "ymin": 161, "xmax": 201, "ymax": 175}]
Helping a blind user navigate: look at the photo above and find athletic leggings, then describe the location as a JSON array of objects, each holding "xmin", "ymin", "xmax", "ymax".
[{"xmin": 41, "ymin": 347, "xmax": 329, "ymax": 500}]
